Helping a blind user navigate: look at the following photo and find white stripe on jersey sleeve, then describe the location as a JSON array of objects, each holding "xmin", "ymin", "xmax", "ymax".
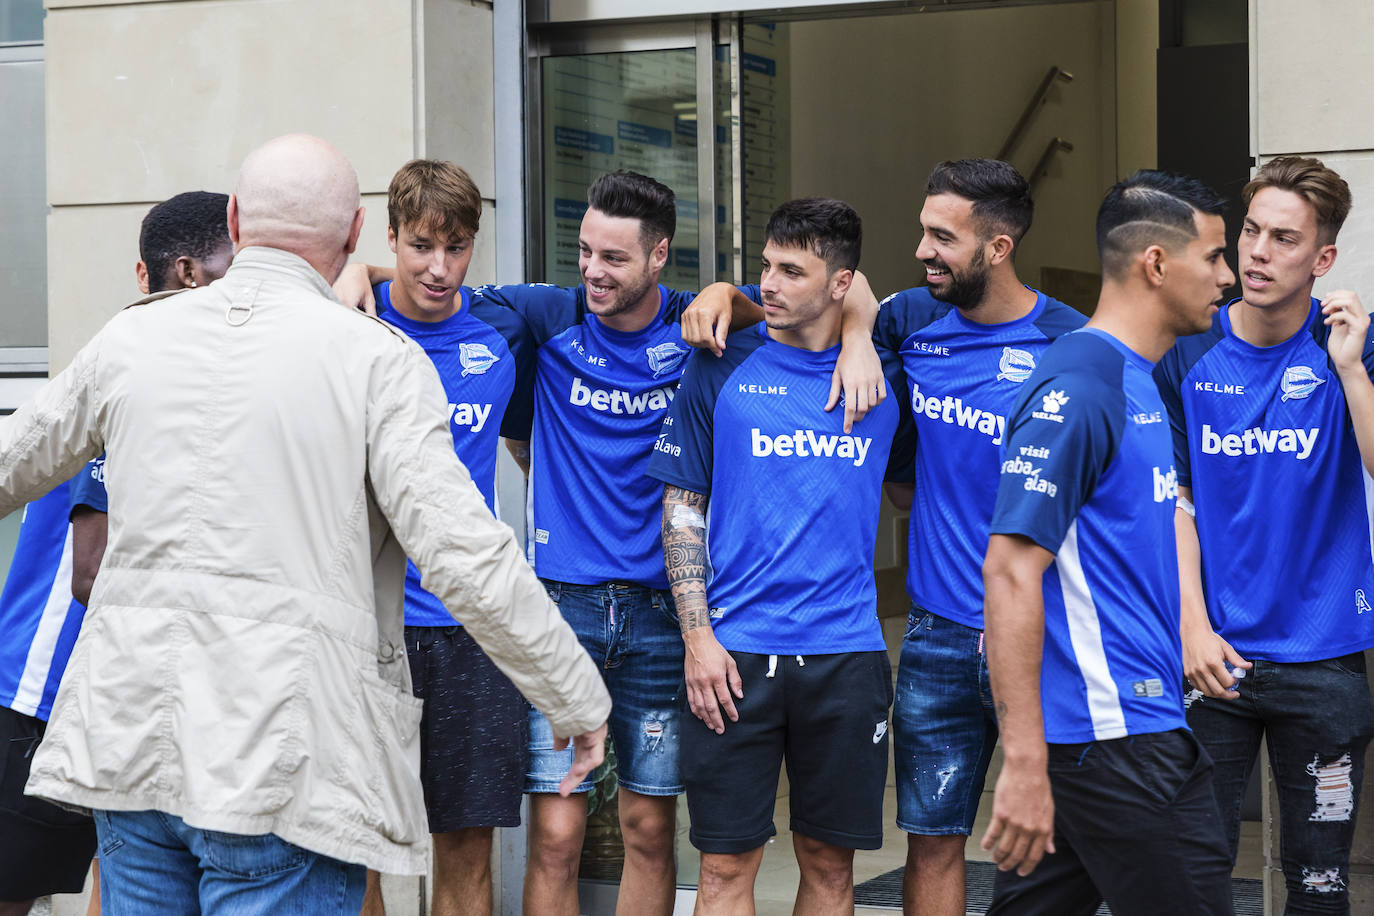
[
  {"xmin": 1363, "ymin": 467, "xmax": 1374, "ymax": 573},
  {"xmin": 1056, "ymin": 520, "xmax": 1128, "ymax": 741},
  {"xmin": 12, "ymin": 525, "xmax": 77, "ymax": 717}
]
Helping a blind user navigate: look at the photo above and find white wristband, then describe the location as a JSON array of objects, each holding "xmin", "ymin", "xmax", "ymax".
[{"xmin": 1176, "ymin": 495, "xmax": 1196, "ymax": 518}]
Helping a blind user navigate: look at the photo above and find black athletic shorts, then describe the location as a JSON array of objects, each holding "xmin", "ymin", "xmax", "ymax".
[
  {"xmin": 407, "ymin": 625, "xmax": 528, "ymax": 833},
  {"xmin": 681, "ymin": 649, "xmax": 892, "ymax": 854},
  {"xmin": 0, "ymin": 705, "xmax": 96, "ymax": 900}
]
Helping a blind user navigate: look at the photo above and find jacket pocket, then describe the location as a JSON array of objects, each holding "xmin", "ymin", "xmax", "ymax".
[{"xmin": 352, "ymin": 672, "xmax": 427, "ymax": 844}]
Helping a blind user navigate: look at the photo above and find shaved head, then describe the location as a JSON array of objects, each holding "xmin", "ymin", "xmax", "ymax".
[{"xmin": 231, "ymin": 134, "xmax": 363, "ymax": 281}]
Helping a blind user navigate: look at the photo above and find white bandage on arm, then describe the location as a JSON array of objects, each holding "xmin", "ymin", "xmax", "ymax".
[
  {"xmin": 1176, "ymin": 495, "xmax": 1196, "ymax": 518},
  {"xmin": 670, "ymin": 503, "xmax": 706, "ymax": 530}
]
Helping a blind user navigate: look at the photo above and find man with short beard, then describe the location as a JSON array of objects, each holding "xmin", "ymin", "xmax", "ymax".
[
  {"xmin": 651, "ymin": 197, "xmax": 900, "ymax": 915},
  {"xmin": 473, "ymin": 171, "xmax": 695, "ymax": 916},
  {"xmin": 870, "ymin": 159, "xmax": 1084, "ymax": 916}
]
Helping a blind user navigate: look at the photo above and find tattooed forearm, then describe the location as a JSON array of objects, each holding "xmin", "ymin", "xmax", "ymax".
[{"xmin": 662, "ymin": 485, "xmax": 711, "ymax": 636}]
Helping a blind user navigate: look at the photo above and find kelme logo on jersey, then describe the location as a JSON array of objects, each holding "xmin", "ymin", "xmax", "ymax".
[
  {"xmin": 1031, "ymin": 390, "xmax": 1069, "ymax": 423},
  {"xmin": 1281, "ymin": 365, "xmax": 1326, "ymax": 401},
  {"xmin": 1200, "ymin": 424, "xmax": 1319, "ymax": 460},
  {"xmin": 909, "ymin": 383, "xmax": 1005, "ymax": 445},
  {"xmin": 569, "ymin": 376, "xmax": 676, "ymax": 415},
  {"xmin": 646, "ymin": 341, "xmax": 689, "ymax": 378},
  {"xmin": 1153, "ymin": 466, "xmax": 1178, "ymax": 503},
  {"xmin": 459, "ymin": 342, "xmax": 500, "ymax": 377},
  {"xmin": 996, "ymin": 347, "xmax": 1035, "ymax": 383},
  {"xmin": 750, "ymin": 428, "xmax": 872, "ymax": 467}
]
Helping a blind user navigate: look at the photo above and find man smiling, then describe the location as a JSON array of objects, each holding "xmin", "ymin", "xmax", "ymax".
[
  {"xmin": 871, "ymin": 159, "xmax": 1085, "ymax": 916},
  {"xmin": 362, "ymin": 159, "xmax": 538, "ymax": 916}
]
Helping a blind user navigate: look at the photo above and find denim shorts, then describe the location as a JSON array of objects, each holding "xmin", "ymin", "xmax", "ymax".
[
  {"xmin": 893, "ymin": 608, "xmax": 999, "ymax": 834},
  {"xmin": 525, "ymin": 580, "xmax": 684, "ymax": 796}
]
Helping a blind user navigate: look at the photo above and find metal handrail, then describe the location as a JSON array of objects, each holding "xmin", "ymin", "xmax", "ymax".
[
  {"xmin": 1028, "ymin": 137, "xmax": 1075, "ymax": 191},
  {"xmin": 997, "ymin": 65, "xmax": 1074, "ymax": 161}
]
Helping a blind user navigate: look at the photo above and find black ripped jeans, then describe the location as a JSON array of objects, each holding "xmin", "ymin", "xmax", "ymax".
[{"xmin": 1188, "ymin": 653, "xmax": 1374, "ymax": 915}]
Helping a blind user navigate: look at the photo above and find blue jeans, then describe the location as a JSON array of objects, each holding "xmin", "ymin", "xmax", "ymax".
[
  {"xmin": 893, "ymin": 609, "xmax": 998, "ymax": 833},
  {"xmin": 94, "ymin": 810, "xmax": 365, "ymax": 915},
  {"xmin": 1186, "ymin": 653, "xmax": 1374, "ymax": 915},
  {"xmin": 525, "ymin": 579, "xmax": 684, "ymax": 795}
]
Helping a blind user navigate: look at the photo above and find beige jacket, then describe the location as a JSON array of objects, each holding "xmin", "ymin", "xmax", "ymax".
[{"xmin": 0, "ymin": 247, "xmax": 611, "ymax": 875}]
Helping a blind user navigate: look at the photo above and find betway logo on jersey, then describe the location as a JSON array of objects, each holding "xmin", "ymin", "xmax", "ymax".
[
  {"xmin": 569, "ymin": 376, "xmax": 675, "ymax": 414},
  {"xmin": 449, "ymin": 402, "xmax": 493, "ymax": 433},
  {"xmin": 1153, "ymin": 466, "xmax": 1178, "ymax": 503},
  {"xmin": 751, "ymin": 428, "xmax": 872, "ymax": 466},
  {"xmin": 1200, "ymin": 424, "xmax": 1319, "ymax": 460},
  {"xmin": 910, "ymin": 383, "xmax": 1005, "ymax": 445}
]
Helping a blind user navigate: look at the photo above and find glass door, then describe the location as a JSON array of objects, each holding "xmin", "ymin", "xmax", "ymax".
[{"xmin": 530, "ymin": 21, "xmax": 739, "ymax": 292}]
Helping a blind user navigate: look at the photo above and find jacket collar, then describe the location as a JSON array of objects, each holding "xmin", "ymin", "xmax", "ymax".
[{"xmin": 224, "ymin": 246, "xmax": 343, "ymax": 303}]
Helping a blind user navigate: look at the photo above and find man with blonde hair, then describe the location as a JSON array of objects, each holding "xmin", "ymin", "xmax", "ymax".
[
  {"xmin": 0, "ymin": 134, "xmax": 609, "ymax": 915},
  {"xmin": 1156, "ymin": 155, "xmax": 1374, "ymax": 915}
]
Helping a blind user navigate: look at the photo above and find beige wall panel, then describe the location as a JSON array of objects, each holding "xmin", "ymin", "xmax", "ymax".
[
  {"xmin": 1115, "ymin": 0, "xmax": 1157, "ymax": 175},
  {"xmin": 1255, "ymin": 0, "xmax": 1374, "ymax": 155},
  {"xmin": 46, "ymin": 0, "xmax": 414, "ymax": 206},
  {"xmin": 46, "ymin": 204, "xmax": 151, "ymax": 374},
  {"xmin": 467, "ymin": 199, "xmax": 497, "ymax": 287},
  {"xmin": 47, "ymin": 0, "xmax": 204, "ymax": 6},
  {"xmin": 422, "ymin": 0, "xmax": 496, "ymax": 195},
  {"xmin": 350, "ymin": 195, "xmax": 497, "ymax": 288},
  {"xmin": 351, "ymin": 191, "xmax": 400, "ymax": 274},
  {"xmin": 1308, "ymin": 151, "xmax": 1374, "ymax": 303}
]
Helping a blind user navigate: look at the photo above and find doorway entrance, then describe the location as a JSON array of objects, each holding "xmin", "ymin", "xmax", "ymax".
[{"xmin": 521, "ymin": 3, "xmax": 1254, "ymax": 912}]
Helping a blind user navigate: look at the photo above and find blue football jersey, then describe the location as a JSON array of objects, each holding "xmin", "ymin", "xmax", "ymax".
[
  {"xmin": 876, "ymin": 288, "xmax": 1085, "ymax": 629},
  {"xmin": 0, "ymin": 458, "xmax": 107, "ymax": 721},
  {"xmin": 1155, "ymin": 299, "xmax": 1374, "ymax": 661},
  {"xmin": 376, "ymin": 282, "xmax": 536, "ymax": 627},
  {"xmin": 647, "ymin": 322, "xmax": 900, "ymax": 654},
  {"xmin": 471, "ymin": 282, "xmax": 697, "ymax": 588},
  {"xmin": 992, "ymin": 329, "xmax": 1185, "ymax": 744}
]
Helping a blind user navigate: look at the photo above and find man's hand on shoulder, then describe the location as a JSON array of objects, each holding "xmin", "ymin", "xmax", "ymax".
[
  {"xmin": 829, "ymin": 269, "xmax": 885, "ymax": 433},
  {"xmin": 680, "ymin": 283, "xmax": 763, "ymax": 356},
  {"xmin": 334, "ymin": 263, "xmax": 378, "ymax": 316},
  {"xmin": 827, "ymin": 334, "xmax": 885, "ymax": 434}
]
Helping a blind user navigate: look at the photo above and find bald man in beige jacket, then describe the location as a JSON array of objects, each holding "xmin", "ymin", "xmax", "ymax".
[{"xmin": 0, "ymin": 135, "xmax": 610, "ymax": 914}]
